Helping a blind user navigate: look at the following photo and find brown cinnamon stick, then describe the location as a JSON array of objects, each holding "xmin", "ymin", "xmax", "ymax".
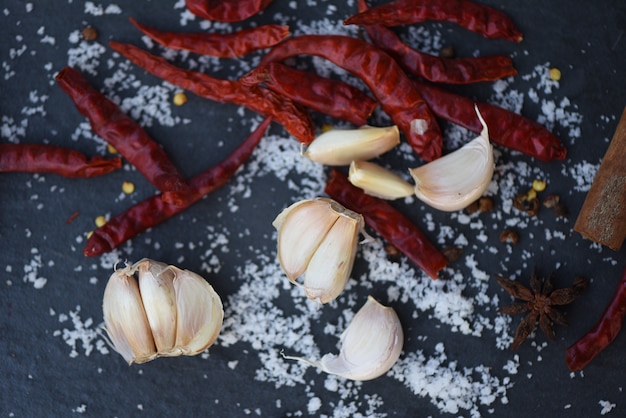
[{"xmin": 574, "ymin": 107, "xmax": 626, "ymax": 250}]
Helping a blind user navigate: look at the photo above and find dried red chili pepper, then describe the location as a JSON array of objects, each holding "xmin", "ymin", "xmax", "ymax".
[
  {"xmin": 185, "ymin": 0, "xmax": 273, "ymax": 22},
  {"xmin": 356, "ymin": 0, "xmax": 517, "ymax": 84},
  {"xmin": 0, "ymin": 143, "xmax": 121, "ymax": 178},
  {"xmin": 259, "ymin": 34, "xmax": 443, "ymax": 161},
  {"xmin": 83, "ymin": 117, "xmax": 271, "ymax": 257},
  {"xmin": 241, "ymin": 62, "xmax": 377, "ymax": 126},
  {"xmin": 109, "ymin": 41, "xmax": 315, "ymax": 144},
  {"xmin": 130, "ymin": 18, "xmax": 289, "ymax": 58},
  {"xmin": 345, "ymin": 0, "xmax": 523, "ymax": 43},
  {"xmin": 565, "ymin": 265, "xmax": 626, "ymax": 371},
  {"xmin": 324, "ymin": 169, "xmax": 447, "ymax": 279},
  {"xmin": 55, "ymin": 66, "xmax": 191, "ymax": 203},
  {"xmin": 412, "ymin": 80, "xmax": 567, "ymax": 161}
]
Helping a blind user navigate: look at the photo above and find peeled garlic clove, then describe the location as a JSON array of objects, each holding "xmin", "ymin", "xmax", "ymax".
[
  {"xmin": 302, "ymin": 125, "xmax": 400, "ymax": 166},
  {"xmin": 349, "ymin": 160, "xmax": 414, "ymax": 200},
  {"xmin": 103, "ymin": 265, "xmax": 157, "ymax": 365},
  {"xmin": 409, "ymin": 109, "xmax": 493, "ymax": 211},
  {"xmin": 285, "ymin": 296, "xmax": 403, "ymax": 381},
  {"xmin": 273, "ymin": 198, "xmax": 340, "ymax": 281},
  {"xmin": 171, "ymin": 266, "xmax": 224, "ymax": 356},
  {"xmin": 303, "ymin": 212, "xmax": 362, "ymax": 303},
  {"xmin": 136, "ymin": 258, "xmax": 177, "ymax": 353}
]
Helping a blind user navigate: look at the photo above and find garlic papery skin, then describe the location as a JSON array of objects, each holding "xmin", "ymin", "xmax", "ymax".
[
  {"xmin": 303, "ymin": 213, "xmax": 361, "ymax": 303},
  {"xmin": 170, "ymin": 265, "xmax": 224, "ymax": 356},
  {"xmin": 302, "ymin": 125, "xmax": 400, "ymax": 166},
  {"xmin": 273, "ymin": 199, "xmax": 340, "ymax": 281},
  {"xmin": 349, "ymin": 160, "xmax": 414, "ymax": 200},
  {"xmin": 284, "ymin": 296, "xmax": 403, "ymax": 381},
  {"xmin": 409, "ymin": 110, "xmax": 493, "ymax": 211},
  {"xmin": 137, "ymin": 259, "xmax": 177, "ymax": 353},
  {"xmin": 102, "ymin": 259, "xmax": 223, "ymax": 364},
  {"xmin": 103, "ymin": 265, "xmax": 157, "ymax": 365},
  {"xmin": 273, "ymin": 198, "xmax": 364, "ymax": 304}
]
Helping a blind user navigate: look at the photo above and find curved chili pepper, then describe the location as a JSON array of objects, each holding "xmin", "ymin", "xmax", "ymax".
[
  {"xmin": 55, "ymin": 66, "xmax": 190, "ymax": 202},
  {"xmin": 412, "ymin": 80, "xmax": 567, "ymax": 161},
  {"xmin": 109, "ymin": 41, "xmax": 314, "ymax": 144},
  {"xmin": 0, "ymin": 143, "xmax": 122, "ymax": 178},
  {"xmin": 565, "ymin": 265, "xmax": 626, "ymax": 371},
  {"xmin": 130, "ymin": 18, "xmax": 289, "ymax": 58},
  {"xmin": 324, "ymin": 169, "xmax": 447, "ymax": 279},
  {"xmin": 83, "ymin": 117, "xmax": 271, "ymax": 257},
  {"xmin": 259, "ymin": 34, "xmax": 442, "ymax": 161},
  {"xmin": 345, "ymin": 0, "xmax": 523, "ymax": 43},
  {"xmin": 185, "ymin": 0, "xmax": 273, "ymax": 23},
  {"xmin": 356, "ymin": 0, "xmax": 517, "ymax": 84},
  {"xmin": 241, "ymin": 62, "xmax": 377, "ymax": 126}
]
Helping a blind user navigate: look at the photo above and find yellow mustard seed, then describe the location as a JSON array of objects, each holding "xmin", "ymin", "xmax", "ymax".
[
  {"xmin": 526, "ymin": 189, "xmax": 537, "ymax": 201},
  {"xmin": 122, "ymin": 181, "xmax": 135, "ymax": 194},
  {"xmin": 95, "ymin": 215, "xmax": 107, "ymax": 228},
  {"xmin": 549, "ymin": 68, "xmax": 561, "ymax": 81},
  {"xmin": 87, "ymin": 231, "xmax": 93, "ymax": 239},
  {"xmin": 321, "ymin": 124, "xmax": 333, "ymax": 133},
  {"xmin": 532, "ymin": 179, "xmax": 547, "ymax": 192},
  {"xmin": 107, "ymin": 144, "xmax": 118, "ymax": 154},
  {"xmin": 173, "ymin": 92, "xmax": 188, "ymax": 106}
]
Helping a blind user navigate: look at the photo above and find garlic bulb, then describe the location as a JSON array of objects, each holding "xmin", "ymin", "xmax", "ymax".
[
  {"xmin": 302, "ymin": 125, "xmax": 400, "ymax": 166},
  {"xmin": 284, "ymin": 296, "xmax": 403, "ymax": 381},
  {"xmin": 102, "ymin": 258, "xmax": 223, "ymax": 365},
  {"xmin": 273, "ymin": 198, "xmax": 364, "ymax": 304},
  {"xmin": 409, "ymin": 108, "xmax": 494, "ymax": 211},
  {"xmin": 349, "ymin": 160, "xmax": 414, "ymax": 200}
]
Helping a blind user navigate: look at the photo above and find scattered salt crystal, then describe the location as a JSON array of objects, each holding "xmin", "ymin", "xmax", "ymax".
[{"xmin": 599, "ymin": 400, "xmax": 616, "ymax": 415}]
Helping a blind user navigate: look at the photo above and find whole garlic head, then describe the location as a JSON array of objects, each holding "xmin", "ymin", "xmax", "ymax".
[
  {"xmin": 102, "ymin": 258, "xmax": 223, "ymax": 365},
  {"xmin": 284, "ymin": 296, "xmax": 403, "ymax": 381},
  {"xmin": 272, "ymin": 198, "xmax": 364, "ymax": 304}
]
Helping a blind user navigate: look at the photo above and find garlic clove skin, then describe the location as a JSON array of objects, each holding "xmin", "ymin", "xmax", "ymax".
[
  {"xmin": 302, "ymin": 125, "xmax": 400, "ymax": 166},
  {"xmin": 273, "ymin": 198, "xmax": 364, "ymax": 304},
  {"xmin": 102, "ymin": 265, "xmax": 157, "ymax": 365},
  {"xmin": 409, "ymin": 109, "xmax": 493, "ymax": 212},
  {"xmin": 349, "ymin": 160, "xmax": 414, "ymax": 200},
  {"xmin": 285, "ymin": 296, "xmax": 403, "ymax": 381},
  {"xmin": 136, "ymin": 258, "xmax": 177, "ymax": 354},
  {"xmin": 303, "ymin": 211, "xmax": 362, "ymax": 303},
  {"xmin": 273, "ymin": 198, "xmax": 340, "ymax": 281},
  {"xmin": 171, "ymin": 266, "xmax": 224, "ymax": 356}
]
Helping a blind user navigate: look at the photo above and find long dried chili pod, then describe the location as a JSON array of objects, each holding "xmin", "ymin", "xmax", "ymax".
[
  {"xmin": 259, "ymin": 34, "xmax": 442, "ymax": 161},
  {"xmin": 109, "ymin": 41, "xmax": 314, "ymax": 144},
  {"xmin": 412, "ymin": 80, "xmax": 567, "ymax": 161},
  {"xmin": 185, "ymin": 0, "xmax": 273, "ymax": 23},
  {"xmin": 356, "ymin": 0, "xmax": 516, "ymax": 84},
  {"xmin": 565, "ymin": 265, "xmax": 626, "ymax": 371},
  {"xmin": 241, "ymin": 62, "xmax": 377, "ymax": 126},
  {"xmin": 83, "ymin": 117, "xmax": 271, "ymax": 257},
  {"xmin": 345, "ymin": 0, "xmax": 523, "ymax": 43},
  {"xmin": 55, "ymin": 66, "xmax": 190, "ymax": 202},
  {"xmin": 130, "ymin": 18, "xmax": 289, "ymax": 58},
  {"xmin": 0, "ymin": 143, "xmax": 122, "ymax": 178},
  {"xmin": 324, "ymin": 169, "xmax": 447, "ymax": 279}
]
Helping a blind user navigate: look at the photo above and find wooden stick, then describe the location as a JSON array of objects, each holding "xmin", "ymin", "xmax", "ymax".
[{"xmin": 574, "ymin": 107, "xmax": 626, "ymax": 251}]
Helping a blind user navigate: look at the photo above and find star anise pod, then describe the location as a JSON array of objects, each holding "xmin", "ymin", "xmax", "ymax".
[{"xmin": 495, "ymin": 269, "xmax": 589, "ymax": 350}]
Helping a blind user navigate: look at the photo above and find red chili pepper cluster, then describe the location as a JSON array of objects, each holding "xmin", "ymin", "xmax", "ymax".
[{"xmin": 8, "ymin": 1, "xmax": 571, "ymax": 279}]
